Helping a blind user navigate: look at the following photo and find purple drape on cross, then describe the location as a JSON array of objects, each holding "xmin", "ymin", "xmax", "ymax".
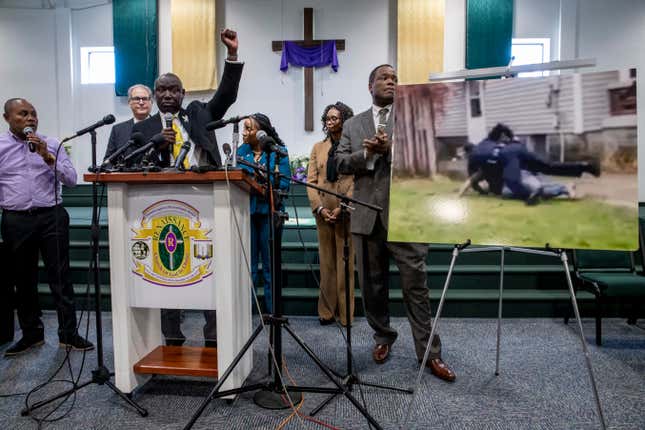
[{"xmin": 279, "ymin": 40, "xmax": 339, "ymax": 72}]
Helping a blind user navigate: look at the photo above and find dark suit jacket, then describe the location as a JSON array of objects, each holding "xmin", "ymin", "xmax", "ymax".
[
  {"xmin": 104, "ymin": 118, "xmax": 134, "ymax": 160},
  {"xmin": 132, "ymin": 61, "xmax": 244, "ymax": 167},
  {"xmin": 335, "ymin": 107, "xmax": 394, "ymax": 236}
]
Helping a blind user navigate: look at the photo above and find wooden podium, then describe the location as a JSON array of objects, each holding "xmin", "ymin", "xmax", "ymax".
[{"xmin": 85, "ymin": 170, "xmax": 261, "ymax": 396}]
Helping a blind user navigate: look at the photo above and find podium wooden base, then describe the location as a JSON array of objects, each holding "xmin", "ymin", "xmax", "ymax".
[{"xmin": 133, "ymin": 346, "xmax": 219, "ymax": 378}]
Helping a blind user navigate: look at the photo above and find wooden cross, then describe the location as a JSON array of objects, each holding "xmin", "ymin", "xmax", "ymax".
[{"xmin": 272, "ymin": 8, "xmax": 345, "ymax": 131}]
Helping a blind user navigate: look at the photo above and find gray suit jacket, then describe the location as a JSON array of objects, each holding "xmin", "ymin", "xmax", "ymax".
[{"xmin": 336, "ymin": 107, "xmax": 394, "ymax": 236}]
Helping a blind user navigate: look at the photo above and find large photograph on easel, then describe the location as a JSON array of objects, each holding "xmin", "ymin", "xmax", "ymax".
[{"xmin": 388, "ymin": 68, "xmax": 638, "ymax": 250}]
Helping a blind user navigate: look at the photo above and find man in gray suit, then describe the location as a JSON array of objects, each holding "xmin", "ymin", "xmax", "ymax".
[
  {"xmin": 336, "ymin": 64, "xmax": 455, "ymax": 382},
  {"xmin": 103, "ymin": 84, "xmax": 153, "ymax": 160}
]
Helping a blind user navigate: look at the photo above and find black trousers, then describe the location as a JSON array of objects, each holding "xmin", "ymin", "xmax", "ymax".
[
  {"xmin": 0, "ymin": 240, "xmax": 15, "ymax": 344},
  {"xmin": 0, "ymin": 205, "xmax": 78, "ymax": 340},
  {"xmin": 160, "ymin": 309, "xmax": 217, "ymax": 345}
]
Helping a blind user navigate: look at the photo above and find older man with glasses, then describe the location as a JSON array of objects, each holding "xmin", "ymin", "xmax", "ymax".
[{"xmin": 103, "ymin": 84, "xmax": 153, "ymax": 161}]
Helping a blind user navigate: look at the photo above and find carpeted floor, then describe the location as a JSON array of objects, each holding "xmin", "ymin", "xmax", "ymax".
[{"xmin": 1, "ymin": 312, "xmax": 644, "ymax": 429}]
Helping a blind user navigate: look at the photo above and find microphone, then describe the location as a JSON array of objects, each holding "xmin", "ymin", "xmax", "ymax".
[
  {"xmin": 189, "ymin": 165, "xmax": 219, "ymax": 173},
  {"xmin": 236, "ymin": 156, "xmax": 265, "ymax": 173},
  {"xmin": 256, "ymin": 130, "xmax": 288, "ymax": 157},
  {"xmin": 123, "ymin": 133, "xmax": 166, "ymax": 164},
  {"xmin": 63, "ymin": 115, "xmax": 116, "ymax": 143},
  {"xmin": 101, "ymin": 131, "xmax": 145, "ymax": 168},
  {"xmin": 222, "ymin": 143, "xmax": 232, "ymax": 164},
  {"xmin": 163, "ymin": 112, "xmax": 173, "ymax": 129},
  {"xmin": 174, "ymin": 141, "xmax": 191, "ymax": 170},
  {"xmin": 23, "ymin": 126, "xmax": 36, "ymax": 152},
  {"xmin": 205, "ymin": 114, "xmax": 249, "ymax": 131}
]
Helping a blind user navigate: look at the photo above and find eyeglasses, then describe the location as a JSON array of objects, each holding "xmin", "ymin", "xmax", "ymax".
[
  {"xmin": 129, "ymin": 96, "xmax": 151, "ymax": 103},
  {"xmin": 325, "ymin": 116, "xmax": 340, "ymax": 122}
]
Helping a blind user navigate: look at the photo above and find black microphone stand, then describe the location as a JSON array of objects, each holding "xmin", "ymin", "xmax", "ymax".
[
  {"xmin": 183, "ymin": 150, "xmax": 384, "ymax": 430},
  {"xmin": 21, "ymin": 130, "xmax": 148, "ymax": 418},
  {"xmin": 283, "ymin": 176, "xmax": 413, "ymax": 416}
]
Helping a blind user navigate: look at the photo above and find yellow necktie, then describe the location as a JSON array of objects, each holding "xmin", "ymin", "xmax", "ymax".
[{"xmin": 171, "ymin": 120, "xmax": 189, "ymax": 169}]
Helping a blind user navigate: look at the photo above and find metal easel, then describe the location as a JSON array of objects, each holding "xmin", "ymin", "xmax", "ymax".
[{"xmin": 400, "ymin": 58, "xmax": 607, "ymax": 430}]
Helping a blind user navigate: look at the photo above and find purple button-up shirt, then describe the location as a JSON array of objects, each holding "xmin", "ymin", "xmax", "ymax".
[{"xmin": 0, "ymin": 130, "xmax": 77, "ymax": 211}]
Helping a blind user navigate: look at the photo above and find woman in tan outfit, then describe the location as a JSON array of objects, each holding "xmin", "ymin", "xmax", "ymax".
[{"xmin": 307, "ymin": 102, "xmax": 355, "ymax": 326}]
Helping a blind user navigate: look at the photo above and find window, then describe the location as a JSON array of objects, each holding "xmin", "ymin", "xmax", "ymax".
[
  {"xmin": 80, "ymin": 46, "xmax": 115, "ymax": 84},
  {"xmin": 468, "ymin": 80, "xmax": 482, "ymax": 117},
  {"xmin": 511, "ymin": 38, "xmax": 550, "ymax": 78}
]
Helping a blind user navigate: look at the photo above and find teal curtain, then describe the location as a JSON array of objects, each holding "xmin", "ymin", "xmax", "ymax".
[
  {"xmin": 466, "ymin": 0, "xmax": 513, "ymax": 70},
  {"xmin": 113, "ymin": 0, "xmax": 157, "ymax": 97}
]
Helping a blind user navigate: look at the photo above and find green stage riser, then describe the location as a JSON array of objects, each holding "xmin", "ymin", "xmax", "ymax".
[{"xmin": 2, "ymin": 184, "xmax": 643, "ymax": 319}]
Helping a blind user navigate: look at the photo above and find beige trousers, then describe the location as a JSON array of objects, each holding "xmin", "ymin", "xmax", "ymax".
[{"xmin": 315, "ymin": 215, "xmax": 355, "ymax": 325}]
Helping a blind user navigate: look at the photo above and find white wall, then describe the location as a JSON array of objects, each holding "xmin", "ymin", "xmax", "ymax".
[
  {"xmin": 0, "ymin": 8, "xmax": 59, "ymax": 138},
  {"xmin": 443, "ymin": 0, "xmax": 465, "ymax": 72},
  {"xmin": 513, "ymin": 0, "xmax": 561, "ymax": 60},
  {"xmin": 218, "ymin": 0, "xmax": 393, "ymax": 158},
  {"xmin": 70, "ymin": 3, "xmax": 127, "ymax": 170}
]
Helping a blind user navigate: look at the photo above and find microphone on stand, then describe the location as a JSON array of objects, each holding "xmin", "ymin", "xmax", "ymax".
[
  {"xmin": 205, "ymin": 114, "xmax": 249, "ymax": 131},
  {"xmin": 174, "ymin": 141, "xmax": 191, "ymax": 170},
  {"xmin": 189, "ymin": 165, "xmax": 219, "ymax": 173},
  {"xmin": 256, "ymin": 130, "xmax": 288, "ymax": 157},
  {"xmin": 100, "ymin": 132, "xmax": 145, "ymax": 168},
  {"xmin": 122, "ymin": 133, "xmax": 166, "ymax": 164},
  {"xmin": 61, "ymin": 114, "xmax": 116, "ymax": 143},
  {"xmin": 222, "ymin": 143, "xmax": 232, "ymax": 164},
  {"xmin": 23, "ymin": 126, "xmax": 36, "ymax": 152},
  {"xmin": 231, "ymin": 122, "xmax": 240, "ymax": 168},
  {"xmin": 236, "ymin": 156, "xmax": 267, "ymax": 176}
]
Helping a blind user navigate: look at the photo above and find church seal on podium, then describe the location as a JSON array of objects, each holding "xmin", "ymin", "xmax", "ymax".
[{"xmin": 130, "ymin": 200, "xmax": 213, "ymax": 287}]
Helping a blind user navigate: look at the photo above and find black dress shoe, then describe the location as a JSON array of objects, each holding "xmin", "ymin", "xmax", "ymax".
[
  {"xmin": 204, "ymin": 340, "xmax": 217, "ymax": 349},
  {"xmin": 59, "ymin": 334, "xmax": 94, "ymax": 351},
  {"xmin": 4, "ymin": 336, "xmax": 45, "ymax": 357}
]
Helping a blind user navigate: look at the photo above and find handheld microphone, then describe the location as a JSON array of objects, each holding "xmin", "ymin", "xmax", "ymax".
[
  {"xmin": 23, "ymin": 126, "xmax": 36, "ymax": 152},
  {"xmin": 205, "ymin": 114, "xmax": 249, "ymax": 131},
  {"xmin": 123, "ymin": 133, "xmax": 166, "ymax": 164},
  {"xmin": 256, "ymin": 130, "xmax": 288, "ymax": 157},
  {"xmin": 101, "ymin": 131, "xmax": 145, "ymax": 167},
  {"xmin": 163, "ymin": 112, "xmax": 173, "ymax": 129},
  {"xmin": 174, "ymin": 141, "xmax": 191, "ymax": 170}
]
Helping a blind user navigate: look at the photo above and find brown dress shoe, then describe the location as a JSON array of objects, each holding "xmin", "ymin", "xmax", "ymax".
[
  {"xmin": 372, "ymin": 344, "xmax": 390, "ymax": 364},
  {"xmin": 427, "ymin": 358, "xmax": 456, "ymax": 382}
]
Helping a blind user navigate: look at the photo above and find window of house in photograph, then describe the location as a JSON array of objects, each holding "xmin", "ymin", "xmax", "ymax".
[
  {"xmin": 511, "ymin": 38, "xmax": 551, "ymax": 77},
  {"xmin": 468, "ymin": 80, "xmax": 482, "ymax": 117},
  {"xmin": 80, "ymin": 46, "xmax": 115, "ymax": 84}
]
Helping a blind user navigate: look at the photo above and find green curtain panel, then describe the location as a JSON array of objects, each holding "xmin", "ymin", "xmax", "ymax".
[
  {"xmin": 113, "ymin": 0, "xmax": 158, "ymax": 97},
  {"xmin": 466, "ymin": 0, "xmax": 513, "ymax": 70}
]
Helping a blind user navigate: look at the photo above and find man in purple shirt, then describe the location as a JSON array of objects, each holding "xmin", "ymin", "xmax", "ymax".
[{"xmin": 1, "ymin": 98, "xmax": 93, "ymax": 357}]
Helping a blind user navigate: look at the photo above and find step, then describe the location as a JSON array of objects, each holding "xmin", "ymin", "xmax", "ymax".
[{"xmin": 267, "ymin": 287, "xmax": 595, "ymax": 301}]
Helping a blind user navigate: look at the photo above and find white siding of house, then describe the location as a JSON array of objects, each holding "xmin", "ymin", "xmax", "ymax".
[
  {"xmin": 557, "ymin": 75, "xmax": 576, "ymax": 132},
  {"xmin": 435, "ymin": 81, "xmax": 468, "ymax": 137},
  {"xmin": 582, "ymin": 70, "xmax": 618, "ymax": 131},
  {"xmin": 482, "ymin": 76, "xmax": 575, "ymax": 135}
]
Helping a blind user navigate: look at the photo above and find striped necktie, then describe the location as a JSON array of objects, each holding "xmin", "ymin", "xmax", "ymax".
[
  {"xmin": 171, "ymin": 119, "xmax": 189, "ymax": 169},
  {"xmin": 378, "ymin": 107, "xmax": 389, "ymax": 127}
]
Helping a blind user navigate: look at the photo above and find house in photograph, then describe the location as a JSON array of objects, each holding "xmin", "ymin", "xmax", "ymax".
[{"xmin": 428, "ymin": 68, "xmax": 637, "ymax": 179}]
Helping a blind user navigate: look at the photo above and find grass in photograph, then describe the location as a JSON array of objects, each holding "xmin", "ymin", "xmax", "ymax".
[{"xmin": 388, "ymin": 177, "xmax": 638, "ymax": 250}]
